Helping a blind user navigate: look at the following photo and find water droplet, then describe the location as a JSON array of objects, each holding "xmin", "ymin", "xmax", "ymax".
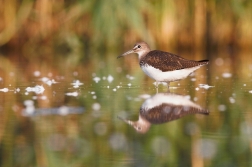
[
  {"xmin": 222, "ymin": 73, "xmax": 232, "ymax": 78},
  {"xmin": 215, "ymin": 57, "xmax": 224, "ymax": 66},
  {"xmin": 107, "ymin": 75, "xmax": 114, "ymax": 83},
  {"xmin": 33, "ymin": 71, "xmax": 41, "ymax": 77},
  {"xmin": 92, "ymin": 103, "xmax": 101, "ymax": 111},
  {"xmin": 218, "ymin": 104, "xmax": 226, "ymax": 111},
  {"xmin": 229, "ymin": 97, "xmax": 235, "ymax": 103}
]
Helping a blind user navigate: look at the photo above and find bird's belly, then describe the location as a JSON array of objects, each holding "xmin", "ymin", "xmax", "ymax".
[{"xmin": 141, "ymin": 65, "xmax": 201, "ymax": 82}]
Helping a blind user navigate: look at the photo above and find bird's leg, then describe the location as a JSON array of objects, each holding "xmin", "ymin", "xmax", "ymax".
[
  {"xmin": 167, "ymin": 82, "xmax": 170, "ymax": 90},
  {"xmin": 156, "ymin": 86, "xmax": 159, "ymax": 93},
  {"xmin": 155, "ymin": 81, "xmax": 159, "ymax": 93}
]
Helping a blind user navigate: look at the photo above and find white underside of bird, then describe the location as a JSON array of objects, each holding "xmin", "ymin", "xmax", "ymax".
[
  {"xmin": 142, "ymin": 93, "xmax": 202, "ymax": 110},
  {"xmin": 141, "ymin": 64, "xmax": 202, "ymax": 82}
]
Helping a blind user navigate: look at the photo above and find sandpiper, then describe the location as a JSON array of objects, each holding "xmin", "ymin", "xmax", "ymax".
[
  {"xmin": 118, "ymin": 93, "xmax": 209, "ymax": 133},
  {"xmin": 118, "ymin": 42, "xmax": 209, "ymax": 88}
]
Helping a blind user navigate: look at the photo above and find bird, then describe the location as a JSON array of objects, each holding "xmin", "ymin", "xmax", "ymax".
[
  {"xmin": 117, "ymin": 42, "xmax": 209, "ymax": 88},
  {"xmin": 118, "ymin": 93, "xmax": 209, "ymax": 133}
]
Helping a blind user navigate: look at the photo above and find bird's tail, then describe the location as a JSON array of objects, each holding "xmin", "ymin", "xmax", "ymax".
[{"xmin": 198, "ymin": 60, "xmax": 209, "ymax": 66}]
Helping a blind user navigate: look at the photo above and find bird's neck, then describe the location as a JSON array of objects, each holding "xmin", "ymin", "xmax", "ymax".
[
  {"xmin": 137, "ymin": 50, "xmax": 150, "ymax": 60},
  {"xmin": 138, "ymin": 115, "xmax": 151, "ymax": 127}
]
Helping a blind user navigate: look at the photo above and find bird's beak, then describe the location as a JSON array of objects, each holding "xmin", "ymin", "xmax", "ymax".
[
  {"xmin": 117, "ymin": 116, "xmax": 133, "ymax": 125},
  {"xmin": 117, "ymin": 49, "xmax": 134, "ymax": 59}
]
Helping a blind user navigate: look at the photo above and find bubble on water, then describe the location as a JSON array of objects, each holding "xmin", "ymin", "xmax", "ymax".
[
  {"xmin": 23, "ymin": 100, "xmax": 35, "ymax": 115},
  {"xmin": 44, "ymin": 79, "xmax": 57, "ymax": 86},
  {"xmin": 243, "ymin": 84, "xmax": 246, "ymax": 87},
  {"xmin": 92, "ymin": 103, "xmax": 101, "ymax": 111},
  {"xmin": 195, "ymin": 87, "xmax": 199, "ymax": 91},
  {"xmin": 107, "ymin": 75, "xmax": 114, "ymax": 83},
  {"xmin": 109, "ymin": 133, "xmax": 127, "ymax": 150},
  {"xmin": 15, "ymin": 88, "xmax": 20, "ymax": 92},
  {"xmin": 41, "ymin": 96, "xmax": 47, "ymax": 100},
  {"xmin": 33, "ymin": 71, "xmax": 41, "ymax": 77},
  {"xmin": 185, "ymin": 122, "xmax": 199, "ymax": 135},
  {"xmin": 58, "ymin": 106, "xmax": 69, "ymax": 116},
  {"xmin": 113, "ymin": 88, "xmax": 117, "ymax": 91},
  {"xmin": 90, "ymin": 91, "xmax": 95, "ymax": 94},
  {"xmin": 26, "ymin": 85, "xmax": 45, "ymax": 94},
  {"xmin": 41, "ymin": 77, "xmax": 49, "ymax": 82},
  {"xmin": 197, "ymin": 139, "xmax": 217, "ymax": 159},
  {"xmin": 229, "ymin": 97, "xmax": 235, "ymax": 103},
  {"xmin": 126, "ymin": 74, "xmax": 135, "ymax": 80},
  {"xmin": 215, "ymin": 57, "xmax": 224, "ymax": 66},
  {"xmin": 191, "ymin": 78, "xmax": 196, "ymax": 81},
  {"xmin": 94, "ymin": 122, "xmax": 107, "ymax": 136},
  {"xmin": 249, "ymin": 90, "xmax": 252, "ymax": 93},
  {"xmin": 218, "ymin": 104, "xmax": 226, "ymax": 111},
  {"xmin": 222, "ymin": 72, "xmax": 232, "ymax": 78},
  {"xmin": 0, "ymin": 88, "xmax": 9, "ymax": 92},
  {"xmin": 127, "ymin": 83, "xmax": 132, "ymax": 87},
  {"xmin": 71, "ymin": 80, "xmax": 83, "ymax": 88},
  {"xmin": 93, "ymin": 77, "xmax": 101, "ymax": 83},
  {"xmin": 151, "ymin": 136, "xmax": 170, "ymax": 156},
  {"xmin": 65, "ymin": 92, "xmax": 78, "ymax": 97},
  {"xmin": 199, "ymin": 84, "xmax": 214, "ymax": 89},
  {"xmin": 102, "ymin": 76, "xmax": 106, "ymax": 80}
]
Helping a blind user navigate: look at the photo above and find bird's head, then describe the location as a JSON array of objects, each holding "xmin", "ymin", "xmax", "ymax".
[
  {"xmin": 117, "ymin": 116, "xmax": 151, "ymax": 134},
  {"xmin": 117, "ymin": 42, "xmax": 151, "ymax": 59}
]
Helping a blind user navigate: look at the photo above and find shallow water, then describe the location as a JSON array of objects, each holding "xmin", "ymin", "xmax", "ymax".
[{"xmin": 0, "ymin": 51, "xmax": 252, "ymax": 167}]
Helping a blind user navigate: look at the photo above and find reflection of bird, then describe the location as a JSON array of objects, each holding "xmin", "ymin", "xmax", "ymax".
[
  {"xmin": 118, "ymin": 42, "xmax": 209, "ymax": 88},
  {"xmin": 118, "ymin": 93, "xmax": 209, "ymax": 133}
]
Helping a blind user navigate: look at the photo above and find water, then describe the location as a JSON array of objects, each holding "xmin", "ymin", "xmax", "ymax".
[{"xmin": 0, "ymin": 52, "xmax": 252, "ymax": 167}]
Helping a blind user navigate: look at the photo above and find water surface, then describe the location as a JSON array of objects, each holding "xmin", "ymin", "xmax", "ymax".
[{"xmin": 0, "ymin": 51, "xmax": 252, "ymax": 167}]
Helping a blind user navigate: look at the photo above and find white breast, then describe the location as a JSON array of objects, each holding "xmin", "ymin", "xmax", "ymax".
[
  {"xmin": 142, "ymin": 93, "xmax": 202, "ymax": 110},
  {"xmin": 141, "ymin": 64, "xmax": 201, "ymax": 82}
]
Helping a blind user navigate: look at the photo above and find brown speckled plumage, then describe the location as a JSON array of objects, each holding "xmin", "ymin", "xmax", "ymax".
[
  {"xmin": 140, "ymin": 50, "xmax": 209, "ymax": 72},
  {"xmin": 140, "ymin": 103, "xmax": 209, "ymax": 124}
]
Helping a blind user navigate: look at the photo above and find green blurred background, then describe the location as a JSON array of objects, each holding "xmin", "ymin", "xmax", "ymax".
[{"xmin": 1, "ymin": 0, "xmax": 252, "ymax": 57}]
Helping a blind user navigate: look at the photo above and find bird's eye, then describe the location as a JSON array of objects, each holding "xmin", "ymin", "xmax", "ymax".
[
  {"xmin": 137, "ymin": 126, "xmax": 142, "ymax": 130},
  {"xmin": 137, "ymin": 45, "xmax": 141, "ymax": 48}
]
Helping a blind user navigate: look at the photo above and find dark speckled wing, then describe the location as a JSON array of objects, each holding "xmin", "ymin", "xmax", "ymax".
[
  {"xmin": 140, "ymin": 104, "xmax": 209, "ymax": 124},
  {"xmin": 140, "ymin": 50, "xmax": 209, "ymax": 72}
]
